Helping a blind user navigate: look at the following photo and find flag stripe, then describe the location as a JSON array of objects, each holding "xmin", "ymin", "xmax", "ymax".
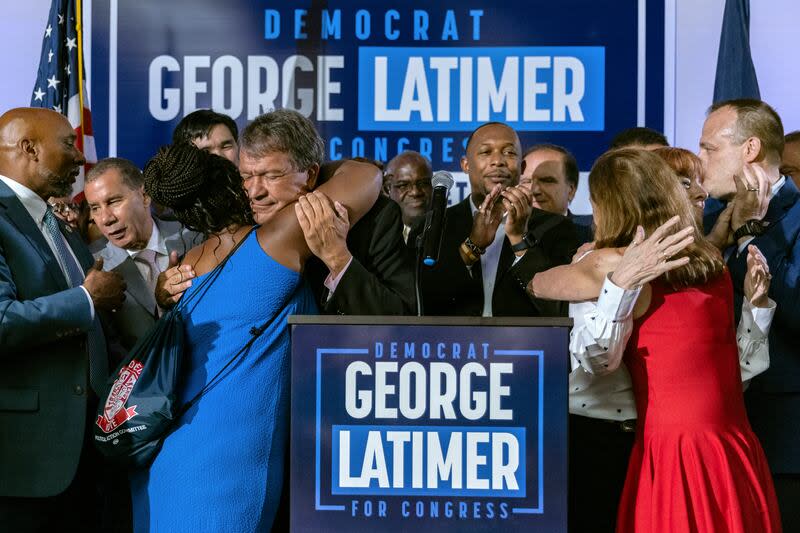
[{"xmin": 30, "ymin": 0, "xmax": 96, "ymax": 199}]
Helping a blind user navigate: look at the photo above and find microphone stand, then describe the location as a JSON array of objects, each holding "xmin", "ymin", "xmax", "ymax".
[{"xmin": 414, "ymin": 232, "xmax": 425, "ymax": 317}]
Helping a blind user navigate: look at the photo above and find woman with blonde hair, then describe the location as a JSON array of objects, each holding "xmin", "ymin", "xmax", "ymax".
[{"xmin": 532, "ymin": 148, "xmax": 781, "ymax": 532}]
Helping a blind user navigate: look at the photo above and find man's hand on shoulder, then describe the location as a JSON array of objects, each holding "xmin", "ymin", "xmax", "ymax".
[
  {"xmin": 155, "ymin": 251, "xmax": 196, "ymax": 309},
  {"xmin": 295, "ymin": 190, "xmax": 353, "ymax": 278}
]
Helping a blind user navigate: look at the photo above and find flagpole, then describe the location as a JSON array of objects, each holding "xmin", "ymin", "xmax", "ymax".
[{"xmin": 75, "ymin": 0, "xmax": 86, "ymax": 148}]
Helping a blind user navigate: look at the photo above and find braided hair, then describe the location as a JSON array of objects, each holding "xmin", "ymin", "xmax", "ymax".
[{"xmin": 143, "ymin": 142, "xmax": 253, "ymax": 235}]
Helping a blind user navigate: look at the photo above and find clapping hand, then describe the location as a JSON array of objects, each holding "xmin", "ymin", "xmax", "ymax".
[
  {"xmin": 469, "ymin": 184, "xmax": 505, "ymax": 249},
  {"xmin": 610, "ymin": 216, "xmax": 694, "ymax": 290},
  {"xmin": 501, "ymin": 185, "xmax": 533, "ymax": 244},
  {"xmin": 744, "ymin": 245, "xmax": 771, "ymax": 308}
]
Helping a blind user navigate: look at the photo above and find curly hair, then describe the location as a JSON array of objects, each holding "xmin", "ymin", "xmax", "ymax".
[
  {"xmin": 590, "ymin": 148, "xmax": 724, "ymax": 289},
  {"xmin": 143, "ymin": 142, "xmax": 253, "ymax": 235}
]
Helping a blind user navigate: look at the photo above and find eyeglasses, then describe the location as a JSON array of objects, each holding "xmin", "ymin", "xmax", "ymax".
[
  {"xmin": 48, "ymin": 201, "xmax": 80, "ymax": 215},
  {"xmin": 389, "ymin": 178, "xmax": 433, "ymax": 194}
]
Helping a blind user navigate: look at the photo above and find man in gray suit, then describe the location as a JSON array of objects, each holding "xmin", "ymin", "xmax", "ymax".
[{"xmin": 84, "ymin": 158, "xmax": 200, "ymax": 349}]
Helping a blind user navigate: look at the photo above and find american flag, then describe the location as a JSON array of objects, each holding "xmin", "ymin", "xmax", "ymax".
[{"xmin": 30, "ymin": 0, "xmax": 97, "ymax": 199}]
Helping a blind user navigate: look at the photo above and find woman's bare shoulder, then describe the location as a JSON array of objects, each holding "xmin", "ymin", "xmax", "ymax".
[{"xmin": 582, "ymin": 247, "xmax": 624, "ymax": 273}]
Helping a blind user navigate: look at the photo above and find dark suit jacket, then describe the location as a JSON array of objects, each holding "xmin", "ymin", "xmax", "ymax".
[
  {"xmin": 568, "ymin": 210, "xmax": 594, "ymax": 245},
  {"xmin": 417, "ymin": 197, "xmax": 581, "ymax": 317},
  {"xmin": 0, "ymin": 179, "xmax": 100, "ymax": 497},
  {"xmin": 704, "ymin": 179, "xmax": 800, "ymax": 473},
  {"xmin": 305, "ymin": 195, "xmax": 414, "ymax": 315}
]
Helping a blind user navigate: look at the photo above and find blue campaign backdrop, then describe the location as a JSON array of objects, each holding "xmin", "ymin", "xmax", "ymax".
[
  {"xmin": 90, "ymin": 0, "xmax": 664, "ymax": 173},
  {"xmin": 290, "ymin": 321, "xmax": 569, "ymax": 532}
]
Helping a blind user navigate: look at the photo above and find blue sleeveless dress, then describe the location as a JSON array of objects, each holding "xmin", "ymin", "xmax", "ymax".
[{"xmin": 130, "ymin": 230, "xmax": 317, "ymax": 532}]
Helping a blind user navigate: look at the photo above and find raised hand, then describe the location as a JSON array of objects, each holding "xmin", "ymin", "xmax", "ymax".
[
  {"xmin": 469, "ymin": 184, "xmax": 505, "ymax": 249},
  {"xmin": 744, "ymin": 244, "xmax": 771, "ymax": 308},
  {"xmin": 707, "ymin": 202, "xmax": 735, "ymax": 250},
  {"xmin": 610, "ymin": 216, "xmax": 694, "ymax": 290},
  {"xmin": 732, "ymin": 163, "xmax": 772, "ymax": 231},
  {"xmin": 501, "ymin": 185, "xmax": 533, "ymax": 244}
]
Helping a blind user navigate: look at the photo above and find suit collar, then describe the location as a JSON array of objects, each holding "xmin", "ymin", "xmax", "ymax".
[
  {"xmin": 764, "ymin": 177, "xmax": 800, "ymax": 227},
  {"xmin": 117, "ymin": 259, "xmax": 157, "ymax": 317},
  {"xmin": 0, "ymin": 179, "xmax": 70, "ymax": 290}
]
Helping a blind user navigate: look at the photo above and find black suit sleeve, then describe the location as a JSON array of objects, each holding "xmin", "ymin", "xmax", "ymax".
[
  {"xmin": 324, "ymin": 197, "xmax": 415, "ymax": 315},
  {"xmin": 508, "ymin": 212, "xmax": 581, "ymax": 316}
]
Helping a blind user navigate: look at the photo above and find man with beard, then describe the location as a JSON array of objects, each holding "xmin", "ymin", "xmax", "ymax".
[
  {"xmin": 0, "ymin": 108, "xmax": 126, "ymax": 530},
  {"xmin": 416, "ymin": 122, "xmax": 580, "ymax": 317}
]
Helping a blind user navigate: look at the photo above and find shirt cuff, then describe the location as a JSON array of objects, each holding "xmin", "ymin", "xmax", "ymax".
[
  {"xmin": 323, "ymin": 256, "xmax": 354, "ymax": 295},
  {"xmin": 79, "ymin": 285, "xmax": 95, "ymax": 321},
  {"xmin": 596, "ymin": 274, "xmax": 641, "ymax": 321},
  {"xmin": 736, "ymin": 236, "xmax": 756, "ymax": 256},
  {"xmin": 740, "ymin": 297, "xmax": 776, "ymax": 339}
]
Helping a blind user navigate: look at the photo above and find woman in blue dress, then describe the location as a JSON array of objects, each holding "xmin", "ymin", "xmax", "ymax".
[{"xmin": 130, "ymin": 124, "xmax": 381, "ymax": 532}]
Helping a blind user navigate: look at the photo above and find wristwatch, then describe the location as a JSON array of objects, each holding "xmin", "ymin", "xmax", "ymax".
[
  {"xmin": 732, "ymin": 219, "xmax": 766, "ymax": 241},
  {"xmin": 511, "ymin": 232, "xmax": 537, "ymax": 252}
]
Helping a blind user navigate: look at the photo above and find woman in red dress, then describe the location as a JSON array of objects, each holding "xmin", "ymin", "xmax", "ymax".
[{"xmin": 535, "ymin": 148, "xmax": 781, "ymax": 532}]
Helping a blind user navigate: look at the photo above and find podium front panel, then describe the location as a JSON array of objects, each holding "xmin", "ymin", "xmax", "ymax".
[{"xmin": 289, "ymin": 317, "xmax": 569, "ymax": 532}]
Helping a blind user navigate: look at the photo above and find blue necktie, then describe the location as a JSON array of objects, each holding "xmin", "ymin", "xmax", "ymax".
[{"xmin": 43, "ymin": 207, "xmax": 109, "ymax": 393}]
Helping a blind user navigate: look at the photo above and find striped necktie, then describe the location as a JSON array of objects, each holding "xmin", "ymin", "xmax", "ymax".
[{"xmin": 43, "ymin": 207, "xmax": 109, "ymax": 393}]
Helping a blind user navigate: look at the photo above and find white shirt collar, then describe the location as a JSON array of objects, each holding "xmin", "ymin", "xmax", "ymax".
[
  {"xmin": 772, "ymin": 176, "xmax": 787, "ymax": 199},
  {"xmin": 126, "ymin": 217, "xmax": 166, "ymax": 258},
  {"xmin": 0, "ymin": 174, "xmax": 48, "ymax": 225}
]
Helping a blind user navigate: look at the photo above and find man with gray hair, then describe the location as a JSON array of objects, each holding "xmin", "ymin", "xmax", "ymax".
[
  {"xmin": 238, "ymin": 109, "xmax": 413, "ymax": 315},
  {"xmin": 700, "ymin": 98, "xmax": 800, "ymax": 528},
  {"xmin": 84, "ymin": 157, "xmax": 200, "ymax": 349}
]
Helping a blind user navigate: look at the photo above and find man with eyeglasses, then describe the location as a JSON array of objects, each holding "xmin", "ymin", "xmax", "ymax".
[
  {"xmin": 384, "ymin": 151, "xmax": 433, "ymax": 244},
  {"xmin": 239, "ymin": 109, "xmax": 414, "ymax": 315}
]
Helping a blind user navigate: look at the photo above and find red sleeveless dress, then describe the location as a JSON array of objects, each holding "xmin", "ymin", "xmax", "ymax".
[{"xmin": 616, "ymin": 272, "xmax": 781, "ymax": 533}]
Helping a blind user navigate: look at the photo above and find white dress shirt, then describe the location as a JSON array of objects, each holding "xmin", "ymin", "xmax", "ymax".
[
  {"xmin": 0, "ymin": 175, "xmax": 94, "ymax": 317},
  {"xmin": 569, "ymin": 269, "xmax": 775, "ymax": 422},
  {"xmin": 126, "ymin": 219, "xmax": 169, "ymax": 278},
  {"xmin": 468, "ymin": 196, "xmax": 520, "ymax": 317}
]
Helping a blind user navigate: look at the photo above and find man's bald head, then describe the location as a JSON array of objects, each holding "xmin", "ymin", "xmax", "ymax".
[{"xmin": 0, "ymin": 107, "xmax": 85, "ymax": 199}]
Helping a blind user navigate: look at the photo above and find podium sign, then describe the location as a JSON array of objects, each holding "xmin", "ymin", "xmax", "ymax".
[{"xmin": 289, "ymin": 317, "xmax": 569, "ymax": 532}]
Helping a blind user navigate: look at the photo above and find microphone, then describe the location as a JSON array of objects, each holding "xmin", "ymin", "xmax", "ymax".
[{"xmin": 421, "ymin": 171, "xmax": 455, "ymax": 267}]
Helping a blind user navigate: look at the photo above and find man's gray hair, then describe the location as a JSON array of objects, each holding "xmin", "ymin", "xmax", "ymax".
[
  {"xmin": 239, "ymin": 109, "xmax": 324, "ymax": 170},
  {"xmin": 86, "ymin": 157, "xmax": 144, "ymax": 190}
]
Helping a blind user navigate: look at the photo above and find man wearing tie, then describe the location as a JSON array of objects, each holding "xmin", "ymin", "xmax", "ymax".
[
  {"xmin": 0, "ymin": 108, "xmax": 126, "ymax": 531},
  {"xmin": 84, "ymin": 158, "xmax": 201, "ymax": 350}
]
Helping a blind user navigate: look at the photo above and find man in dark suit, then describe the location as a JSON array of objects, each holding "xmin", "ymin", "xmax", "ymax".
[
  {"xmin": 0, "ymin": 108, "xmax": 125, "ymax": 531},
  {"xmin": 239, "ymin": 109, "xmax": 413, "ymax": 315},
  {"xmin": 417, "ymin": 122, "xmax": 580, "ymax": 317},
  {"xmin": 700, "ymin": 98, "xmax": 800, "ymax": 530},
  {"xmin": 520, "ymin": 143, "xmax": 593, "ymax": 245}
]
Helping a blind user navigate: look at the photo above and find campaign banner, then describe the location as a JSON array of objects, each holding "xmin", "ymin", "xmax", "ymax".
[
  {"xmin": 289, "ymin": 318, "xmax": 569, "ymax": 532},
  {"xmin": 91, "ymin": 0, "xmax": 665, "ymax": 180}
]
